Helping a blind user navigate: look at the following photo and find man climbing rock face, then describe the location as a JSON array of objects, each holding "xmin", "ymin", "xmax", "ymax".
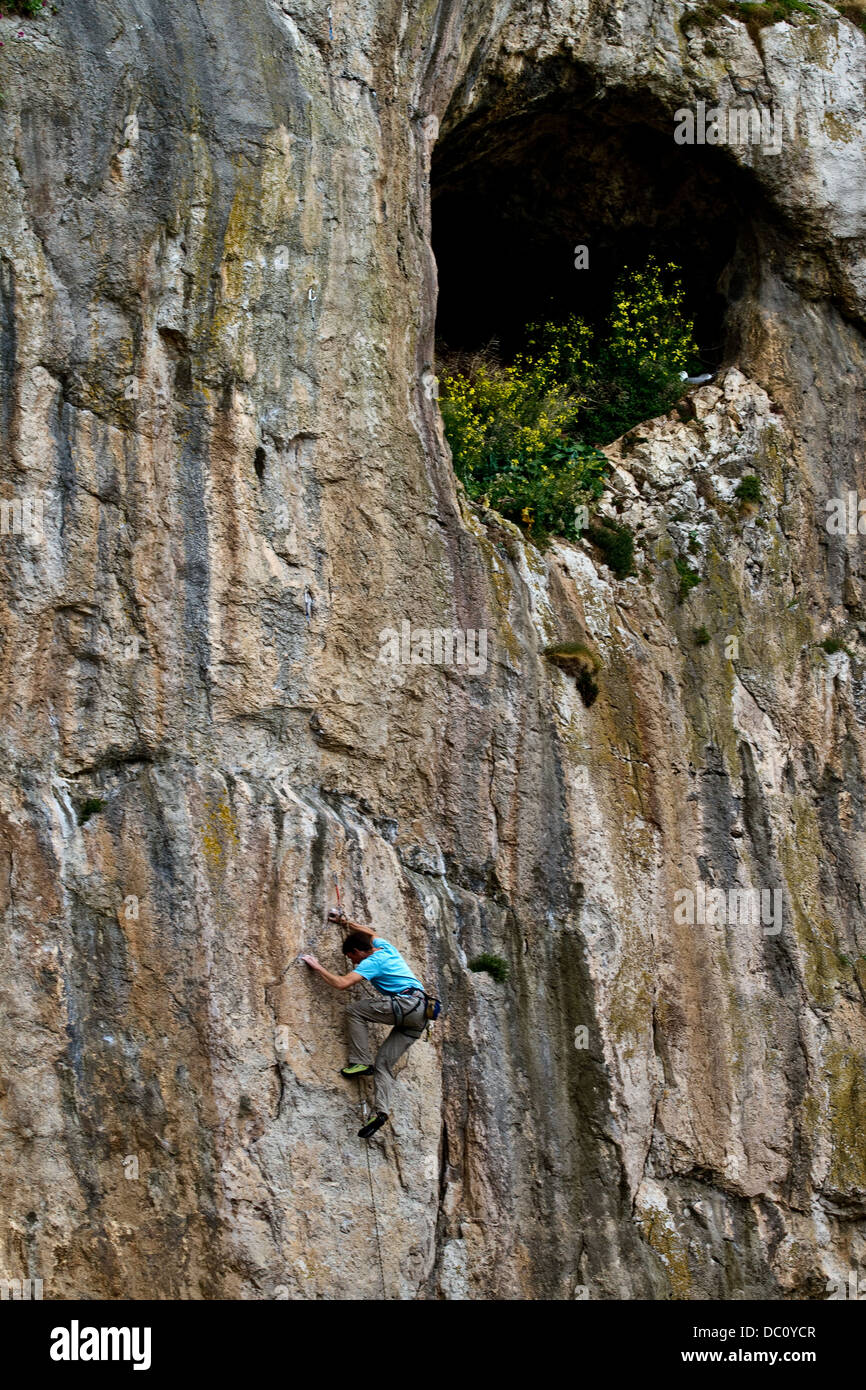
[{"xmin": 301, "ymin": 915, "xmax": 428, "ymax": 1139}]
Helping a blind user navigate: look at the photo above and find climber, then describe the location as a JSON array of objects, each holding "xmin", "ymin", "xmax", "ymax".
[{"xmin": 300, "ymin": 913, "xmax": 429, "ymax": 1139}]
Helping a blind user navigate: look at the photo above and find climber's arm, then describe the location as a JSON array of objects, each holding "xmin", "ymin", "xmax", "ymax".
[
  {"xmin": 332, "ymin": 913, "xmax": 376, "ymax": 941},
  {"xmin": 301, "ymin": 955, "xmax": 362, "ymax": 990}
]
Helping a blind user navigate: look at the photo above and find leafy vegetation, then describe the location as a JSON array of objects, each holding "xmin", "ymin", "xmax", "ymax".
[
  {"xmin": 576, "ymin": 260, "xmax": 699, "ymax": 444},
  {"xmin": 469, "ymin": 953, "xmax": 510, "ymax": 983},
  {"xmin": 439, "ymin": 258, "xmax": 699, "ymax": 545},
  {"xmin": 684, "ymin": 0, "xmax": 866, "ymax": 37},
  {"xmin": 694, "ymin": 625, "xmax": 711, "ymax": 646},
  {"xmin": 820, "ymin": 637, "xmax": 850, "ymax": 656},
  {"xmin": 3, "ymin": 1, "xmax": 48, "ymax": 14},
  {"xmin": 682, "ymin": 0, "xmax": 817, "ymax": 36},
  {"xmin": 735, "ymin": 475, "xmax": 761, "ymax": 505},
  {"xmin": 78, "ymin": 797, "xmax": 106, "ymax": 825},
  {"xmin": 675, "ymin": 557, "xmax": 702, "ymax": 602},
  {"xmin": 586, "ymin": 519, "xmax": 635, "ymax": 579},
  {"xmin": 735, "ymin": 0, "xmax": 817, "ymax": 20},
  {"xmin": 439, "ymin": 334, "xmax": 607, "ymax": 545}
]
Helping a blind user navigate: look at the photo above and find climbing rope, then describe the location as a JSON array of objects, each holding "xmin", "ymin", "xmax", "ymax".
[
  {"xmin": 331, "ymin": 879, "xmax": 386, "ymax": 1298},
  {"xmin": 362, "ymin": 1086, "xmax": 387, "ymax": 1300}
]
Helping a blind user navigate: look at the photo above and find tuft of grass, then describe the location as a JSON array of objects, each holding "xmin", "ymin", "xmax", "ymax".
[
  {"xmin": 586, "ymin": 519, "xmax": 635, "ymax": 579},
  {"xmin": 544, "ymin": 642, "xmax": 600, "ymax": 706},
  {"xmin": 735, "ymin": 474, "xmax": 761, "ymax": 505},
  {"xmin": 544, "ymin": 641, "xmax": 597, "ymax": 667},
  {"xmin": 469, "ymin": 952, "xmax": 510, "ymax": 983},
  {"xmin": 78, "ymin": 797, "xmax": 106, "ymax": 825},
  {"xmin": 820, "ymin": 637, "xmax": 849, "ymax": 656},
  {"xmin": 675, "ymin": 556, "xmax": 702, "ymax": 602},
  {"xmin": 738, "ymin": 0, "xmax": 817, "ymax": 21},
  {"xmin": 694, "ymin": 625, "xmax": 711, "ymax": 646},
  {"xmin": 4, "ymin": 0, "xmax": 48, "ymax": 14},
  {"xmin": 836, "ymin": 5, "xmax": 866, "ymax": 35},
  {"xmin": 682, "ymin": 0, "xmax": 817, "ymax": 38}
]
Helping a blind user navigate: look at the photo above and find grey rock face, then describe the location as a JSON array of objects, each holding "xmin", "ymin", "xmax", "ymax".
[{"xmin": 0, "ymin": 0, "xmax": 864, "ymax": 1298}]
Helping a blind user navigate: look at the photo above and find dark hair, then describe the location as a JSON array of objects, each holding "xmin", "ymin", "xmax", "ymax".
[{"xmin": 343, "ymin": 932, "xmax": 371, "ymax": 955}]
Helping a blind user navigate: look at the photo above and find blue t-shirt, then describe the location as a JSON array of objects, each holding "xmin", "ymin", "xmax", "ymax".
[{"xmin": 354, "ymin": 937, "xmax": 423, "ymax": 995}]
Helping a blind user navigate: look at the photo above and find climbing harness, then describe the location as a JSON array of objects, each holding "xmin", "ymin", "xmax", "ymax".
[
  {"xmin": 390, "ymin": 988, "xmax": 427, "ymax": 1035},
  {"xmin": 385, "ymin": 984, "xmax": 442, "ymax": 1046},
  {"xmin": 392, "ymin": 987, "xmax": 441, "ymax": 1031}
]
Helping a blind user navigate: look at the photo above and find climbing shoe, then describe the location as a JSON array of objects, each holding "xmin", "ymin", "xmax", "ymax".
[
  {"xmin": 358, "ymin": 1111, "xmax": 389, "ymax": 1139},
  {"xmin": 340, "ymin": 1063, "xmax": 374, "ymax": 1078}
]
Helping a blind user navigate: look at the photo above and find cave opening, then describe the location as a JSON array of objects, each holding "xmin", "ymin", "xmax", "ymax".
[{"xmin": 431, "ymin": 78, "xmax": 761, "ymax": 396}]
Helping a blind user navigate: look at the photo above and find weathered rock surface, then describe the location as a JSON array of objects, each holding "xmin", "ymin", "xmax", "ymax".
[{"xmin": 0, "ymin": 0, "xmax": 865, "ymax": 1298}]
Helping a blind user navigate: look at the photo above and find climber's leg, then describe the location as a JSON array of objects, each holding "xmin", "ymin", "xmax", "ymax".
[
  {"xmin": 371, "ymin": 1000, "xmax": 426, "ymax": 1114},
  {"xmin": 358, "ymin": 1110, "xmax": 389, "ymax": 1139},
  {"xmin": 346, "ymin": 994, "xmax": 395, "ymax": 1067}
]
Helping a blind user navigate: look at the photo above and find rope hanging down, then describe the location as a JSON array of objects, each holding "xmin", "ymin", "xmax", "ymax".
[
  {"xmin": 361, "ymin": 1085, "xmax": 386, "ymax": 1299},
  {"xmin": 333, "ymin": 881, "xmax": 386, "ymax": 1299}
]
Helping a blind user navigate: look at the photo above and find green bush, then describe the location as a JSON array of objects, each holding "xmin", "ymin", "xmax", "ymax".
[
  {"xmin": 468, "ymin": 953, "xmax": 510, "ymax": 983},
  {"xmin": 6, "ymin": 0, "xmax": 47, "ymax": 14},
  {"xmin": 78, "ymin": 797, "xmax": 106, "ymax": 825},
  {"xmin": 577, "ymin": 260, "xmax": 699, "ymax": 444},
  {"xmin": 820, "ymin": 637, "xmax": 848, "ymax": 656},
  {"xmin": 439, "ymin": 258, "xmax": 699, "ymax": 544},
  {"xmin": 440, "ymin": 334, "xmax": 608, "ymax": 543},
  {"xmin": 675, "ymin": 557, "xmax": 702, "ymax": 602},
  {"xmin": 735, "ymin": 475, "xmax": 761, "ymax": 505},
  {"xmin": 587, "ymin": 519, "xmax": 635, "ymax": 579},
  {"xmin": 485, "ymin": 439, "xmax": 610, "ymax": 545},
  {"xmin": 694, "ymin": 625, "xmax": 711, "ymax": 646}
]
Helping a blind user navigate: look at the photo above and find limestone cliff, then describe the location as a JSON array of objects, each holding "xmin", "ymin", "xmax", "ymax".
[{"xmin": 0, "ymin": 0, "xmax": 865, "ymax": 1299}]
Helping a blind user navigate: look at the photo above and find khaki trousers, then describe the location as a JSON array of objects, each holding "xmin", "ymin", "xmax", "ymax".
[{"xmin": 346, "ymin": 990, "xmax": 426, "ymax": 1114}]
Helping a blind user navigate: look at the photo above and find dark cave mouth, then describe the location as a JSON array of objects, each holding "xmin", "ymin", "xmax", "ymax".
[{"xmin": 431, "ymin": 84, "xmax": 760, "ymax": 382}]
